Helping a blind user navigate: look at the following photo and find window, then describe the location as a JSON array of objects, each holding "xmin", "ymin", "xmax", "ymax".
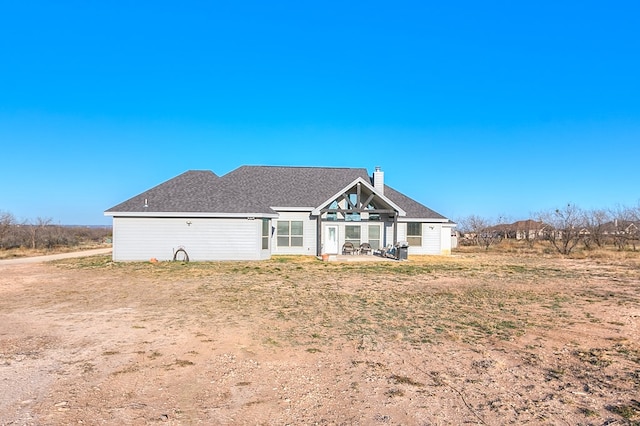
[
  {"xmin": 345, "ymin": 225, "xmax": 361, "ymax": 247},
  {"xmin": 365, "ymin": 201, "xmax": 380, "ymax": 221},
  {"xmin": 407, "ymin": 223, "xmax": 422, "ymax": 247},
  {"xmin": 368, "ymin": 225, "xmax": 381, "ymax": 250},
  {"xmin": 277, "ymin": 220, "xmax": 303, "ymax": 247},
  {"xmin": 345, "ymin": 194, "xmax": 360, "ymax": 221},
  {"xmin": 262, "ymin": 219, "xmax": 270, "ymax": 250},
  {"xmin": 345, "ymin": 212, "xmax": 361, "ymax": 221},
  {"xmin": 326, "ymin": 201, "xmax": 338, "ymax": 221}
]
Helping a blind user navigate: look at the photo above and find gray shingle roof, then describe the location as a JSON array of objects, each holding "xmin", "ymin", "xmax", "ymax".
[
  {"xmin": 105, "ymin": 170, "xmax": 222, "ymax": 213},
  {"xmin": 105, "ymin": 166, "xmax": 448, "ymax": 219},
  {"xmin": 383, "ymin": 185, "xmax": 447, "ymax": 220},
  {"xmin": 222, "ymin": 166, "xmax": 370, "ymax": 208}
]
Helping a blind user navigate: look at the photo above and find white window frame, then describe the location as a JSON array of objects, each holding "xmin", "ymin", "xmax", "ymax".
[{"xmin": 277, "ymin": 220, "xmax": 303, "ymax": 247}]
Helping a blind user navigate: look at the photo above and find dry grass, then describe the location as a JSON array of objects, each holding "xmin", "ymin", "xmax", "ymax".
[
  {"xmin": 457, "ymin": 238, "xmax": 640, "ymax": 260},
  {"xmin": 2, "ymin": 248, "xmax": 639, "ymax": 424},
  {"xmin": 52, "ymin": 250, "xmax": 640, "ymax": 349}
]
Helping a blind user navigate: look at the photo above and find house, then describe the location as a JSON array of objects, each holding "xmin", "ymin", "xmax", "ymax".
[
  {"xmin": 602, "ymin": 219, "xmax": 640, "ymax": 248},
  {"xmin": 503, "ymin": 220, "xmax": 549, "ymax": 240},
  {"xmin": 461, "ymin": 219, "xmax": 549, "ymax": 245},
  {"xmin": 603, "ymin": 219, "xmax": 640, "ymax": 236},
  {"xmin": 104, "ymin": 166, "xmax": 455, "ymax": 261}
]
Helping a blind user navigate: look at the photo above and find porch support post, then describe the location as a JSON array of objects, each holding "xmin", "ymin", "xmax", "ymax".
[
  {"xmin": 316, "ymin": 216, "xmax": 322, "ymax": 256},
  {"xmin": 393, "ymin": 212, "xmax": 398, "ymax": 245}
]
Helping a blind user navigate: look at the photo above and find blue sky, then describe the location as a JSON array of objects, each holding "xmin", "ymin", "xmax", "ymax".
[{"xmin": 1, "ymin": 1, "xmax": 638, "ymax": 225}]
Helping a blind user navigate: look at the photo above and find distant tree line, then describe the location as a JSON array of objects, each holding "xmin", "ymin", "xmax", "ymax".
[
  {"xmin": 457, "ymin": 203, "xmax": 640, "ymax": 255},
  {"xmin": 0, "ymin": 211, "xmax": 112, "ymax": 251}
]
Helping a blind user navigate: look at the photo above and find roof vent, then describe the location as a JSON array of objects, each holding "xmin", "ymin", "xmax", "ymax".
[{"xmin": 144, "ymin": 198, "xmax": 148, "ymax": 208}]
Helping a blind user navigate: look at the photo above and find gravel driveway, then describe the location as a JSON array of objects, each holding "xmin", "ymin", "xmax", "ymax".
[{"xmin": 0, "ymin": 247, "xmax": 112, "ymax": 266}]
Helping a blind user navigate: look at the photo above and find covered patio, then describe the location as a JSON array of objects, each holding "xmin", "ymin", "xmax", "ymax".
[{"xmin": 319, "ymin": 253, "xmax": 400, "ymax": 262}]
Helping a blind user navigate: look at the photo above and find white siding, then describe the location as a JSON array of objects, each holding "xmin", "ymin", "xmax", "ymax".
[
  {"xmin": 396, "ymin": 222, "xmax": 407, "ymax": 243},
  {"xmin": 423, "ymin": 223, "xmax": 442, "ymax": 254},
  {"xmin": 386, "ymin": 222, "xmax": 397, "ymax": 248},
  {"xmin": 272, "ymin": 212, "xmax": 317, "ymax": 256},
  {"xmin": 398, "ymin": 222, "xmax": 447, "ymax": 255},
  {"xmin": 441, "ymin": 224, "xmax": 454, "ymax": 254},
  {"xmin": 112, "ymin": 217, "xmax": 265, "ymax": 261}
]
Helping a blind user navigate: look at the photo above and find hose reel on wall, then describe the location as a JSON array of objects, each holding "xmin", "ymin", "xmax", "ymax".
[{"xmin": 173, "ymin": 246, "xmax": 189, "ymax": 262}]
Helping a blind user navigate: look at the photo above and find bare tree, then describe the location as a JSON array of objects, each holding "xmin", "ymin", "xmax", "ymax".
[
  {"xmin": 537, "ymin": 204, "xmax": 584, "ymax": 255},
  {"xmin": 609, "ymin": 206, "xmax": 628, "ymax": 250},
  {"xmin": 25, "ymin": 217, "xmax": 53, "ymax": 249},
  {"xmin": 608, "ymin": 205, "xmax": 640, "ymax": 251},
  {"xmin": 0, "ymin": 212, "xmax": 112, "ymax": 251},
  {"xmin": 582, "ymin": 209, "xmax": 610, "ymax": 249},
  {"xmin": 622, "ymin": 204, "xmax": 640, "ymax": 250},
  {"xmin": 0, "ymin": 211, "xmax": 15, "ymax": 248},
  {"xmin": 43, "ymin": 223, "xmax": 71, "ymax": 248},
  {"xmin": 459, "ymin": 215, "xmax": 502, "ymax": 250}
]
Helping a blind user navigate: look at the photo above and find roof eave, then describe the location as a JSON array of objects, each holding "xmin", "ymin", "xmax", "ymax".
[
  {"xmin": 270, "ymin": 207, "xmax": 315, "ymax": 212},
  {"xmin": 104, "ymin": 211, "xmax": 279, "ymax": 219},
  {"xmin": 400, "ymin": 218, "xmax": 452, "ymax": 223}
]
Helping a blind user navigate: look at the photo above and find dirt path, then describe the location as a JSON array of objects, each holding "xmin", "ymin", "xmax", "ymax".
[{"xmin": 0, "ymin": 247, "xmax": 112, "ymax": 266}]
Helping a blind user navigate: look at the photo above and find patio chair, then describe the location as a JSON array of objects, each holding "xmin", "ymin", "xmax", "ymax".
[
  {"xmin": 342, "ymin": 242, "xmax": 355, "ymax": 255},
  {"xmin": 359, "ymin": 242, "xmax": 372, "ymax": 255}
]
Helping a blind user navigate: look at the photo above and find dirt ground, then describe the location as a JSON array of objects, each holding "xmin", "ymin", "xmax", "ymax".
[{"xmin": 1, "ymin": 251, "xmax": 639, "ymax": 425}]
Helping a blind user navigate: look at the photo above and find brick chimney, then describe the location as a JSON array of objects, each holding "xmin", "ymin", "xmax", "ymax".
[{"xmin": 373, "ymin": 166, "xmax": 384, "ymax": 195}]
